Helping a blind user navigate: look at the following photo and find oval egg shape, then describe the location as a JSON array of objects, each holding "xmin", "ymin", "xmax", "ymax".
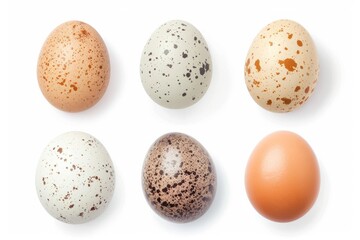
[
  {"xmin": 142, "ymin": 132, "xmax": 216, "ymax": 223},
  {"xmin": 140, "ymin": 20, "xmax": 212, "ymax": 109},
  {"xmin": 37, "ymin": 21, "xmax": 110, "ymax": 112},
  {"xmin": 245, "ymin": 131, "xmax": 320, "ymax": 222},
  {"xmin": 244, "ymin": 20, "xmax": 319, "ymax": 112},
  {"xmin": 35, "ymin": 131, "xmax": 115, "ymax": 224}
]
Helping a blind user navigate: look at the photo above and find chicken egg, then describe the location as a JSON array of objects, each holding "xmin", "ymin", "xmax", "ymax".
[
  {"xmin": 37, "ymin": 21, "xmax": 110, "ymax": 112},
  {"xmin": 245, "ymin": 131, "xmax": 320, "ymax": 222}
]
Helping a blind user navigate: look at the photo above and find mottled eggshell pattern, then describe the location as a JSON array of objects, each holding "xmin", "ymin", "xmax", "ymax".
[
  {"xmin": 142, "ymin": 133, "xmax": 216, "ymax": 223},
  {"xmin": 244, "ymin": 20, "xmax": 319, "ymax": 112},
  {"xmin": 140, "ymin": 20, "xmax": 212, "ymax": 109},
  {"xmin": 35, "ymin": 132, "xmax": 115, "ymax": 224},
  {"xmin": 37, "ymin": 21, "xmax": 110, "ymax": 112}
]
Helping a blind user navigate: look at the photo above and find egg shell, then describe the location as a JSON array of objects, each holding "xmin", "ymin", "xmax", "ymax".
[
  {"xmin": 140, "ymin": 20, "xmax": 212, "ymax": 109},
  {"xmin": 37, "ymin": 21, "xmax": 110, "ymax": 112},
  {"xmin": 245, "ymin": 131, "xmax": 320, "ymax": 222},
  {"xmin": 35, "ymin": 131, "xmax": 115, "ymax": 224},
  {"xmin": 142, "ymin": 132, "xmax": 216, "ymax": 223},
  {"xmin": 244, "ymin": 20, "xmax": 319, "ymax": 112}
]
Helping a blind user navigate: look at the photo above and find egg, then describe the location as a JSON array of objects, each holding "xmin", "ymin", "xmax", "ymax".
[
  {"xmin": 140, "ymin": 20, "xmax": 212, "ymax": 109},
  {"xmin": 245, "ymin": 131, "xmax": 320, "ymax": 222},
  {"xmin": 37, "ymin": 21, "xmax": 110, "ymax": 112},
  {"xmin": 142, "ymin": 133, "xmax": 216, "ymax": 223},
  {"xmin": 35, "ymin": 132, "xmax": 115, "ymax": 224},
  {"xmin": 244, "ymin": 20, "xmax": 319, "ymax": 112}
]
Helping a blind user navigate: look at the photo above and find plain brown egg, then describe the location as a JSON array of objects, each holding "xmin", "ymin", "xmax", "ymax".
[
  {"xmin": 245, "ymin": 131, "xmax": 320, "ymax": 222},
  {"xmin": 37, "ymin": 21, "xmax": 110, "ymax": 112}
]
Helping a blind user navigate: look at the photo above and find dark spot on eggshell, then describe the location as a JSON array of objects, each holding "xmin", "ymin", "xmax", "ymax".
[
  {"xmin": 142, "ymin": 132, "xmax": 216, "ymax": 223},
  {"xmin": 281, "ymin": 97, "xmax": 292, "ymax": 105},
  {"xmin": 255, "ymin": 59, "xmax": 261, "ymax": 72},
  {"xmin": 278, "ymin": 58, "xmax": 297, "ymax": 72}
]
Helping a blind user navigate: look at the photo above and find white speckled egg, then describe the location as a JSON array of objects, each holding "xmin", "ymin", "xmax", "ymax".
[
  {"xmin": 244, "ymin": 20, "xmax": 319, "ymax": 112},
  {"xmin": 35, "ymin": 132, "xmax": 115, "ymax": 224},
  {"xmin": 140, "ymin": 20, "xmax": 212, "ymax": 109}
]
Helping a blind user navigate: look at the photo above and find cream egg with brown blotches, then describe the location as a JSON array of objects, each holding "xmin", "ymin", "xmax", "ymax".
[{"xmin": 244, "ymin": 20, "xmax": 319, "ymax": 112}]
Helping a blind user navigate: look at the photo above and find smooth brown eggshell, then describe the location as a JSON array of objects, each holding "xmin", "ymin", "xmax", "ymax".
[
  {"xmin": 37, "ymin": 21, "xmax": 110, "ymax": 112},
  {"xmin": 245, "ymin": 131, "xmax": 320, "ymax": 222},
  {"xmin": 244, "ymin": 20, "xmax": 319, "ymax": 112},
  {"xmin": 142, "ymin": 132, "xmax": 216, "ymax": 223}
]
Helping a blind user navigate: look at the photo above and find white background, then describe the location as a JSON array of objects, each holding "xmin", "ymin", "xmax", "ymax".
[{"xmin": 4, "ymin": 0, "xmax": 358, "ymax": 239}]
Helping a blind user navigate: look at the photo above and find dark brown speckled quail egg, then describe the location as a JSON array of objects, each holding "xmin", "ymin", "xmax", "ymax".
[
  {"xmin": 35, "ymin": 132, "xmax": 115, "ymax": 224},
  {"xmin": 142, "ymin": 132, "xmax": 216, "ymax": 223},
  {"xmin": 140, "ymin": 20, "xmax": 212, "ymax": 109}
]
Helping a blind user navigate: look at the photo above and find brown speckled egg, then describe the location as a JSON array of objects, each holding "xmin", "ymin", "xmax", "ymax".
[
  {"xmin": 142, "ymin": 132, "xmax": 216, "ymax": 223},
  {"xmin": 37, "ymin": 21, "xmax": 110, "ymax": 112},
  {"xmin": 244, "ymin": 20, "xmax": 319, "ymax": 112}
]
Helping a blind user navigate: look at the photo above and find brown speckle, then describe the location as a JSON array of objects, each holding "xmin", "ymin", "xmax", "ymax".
[
  {"xmin": 278, "ymin": 58, "xmax": 297, "ymax": 72},
  {"xmin": 297, "ymin": 40, "xmax": 303, "ymax": 47},
  {"xmin": 70, "ymin": 84, "xmax": 78, "ymax": 91},
  {"xmin": 295, "ymin": 86, "xmax": 301, "ymax": 92},
  {"xmin": 253, "ymin": 79, "xmax": 260, "ymax": 87},
  {"xmin": 255, "ymin": 59, "xmax": 261, "ymax": 72},
  {"xmin": 58, "ymin": 79, "xmax": 66, "ymax": 86},
  {"xmin": 305, "ymin": 86, "xmax": 310, "ymax": 93},
  {"xmin": 245, "ymin": 58, "xmax": 251, "ymax": 75},
  {"xmin": 267, "ymin": 99, "xmax": 272, "ymax": 105},
  {"xmin": 281, "ymin": 97, "xmax": 292, "ymax": 105}
]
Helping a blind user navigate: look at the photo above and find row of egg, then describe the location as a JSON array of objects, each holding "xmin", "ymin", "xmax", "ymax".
[
  {"xmin": 36, "ymin": 130, "xmax": 320, "ymax": 224},
  {"xmin": 38, "ymin": 19, "xmax": 318, "ymax": 113}
]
